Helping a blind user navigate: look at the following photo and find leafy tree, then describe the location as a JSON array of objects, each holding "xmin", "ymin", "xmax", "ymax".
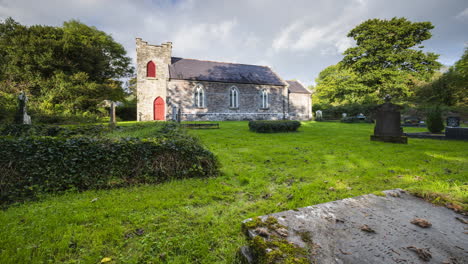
[
  {"xmin": 313, "ymin": 64, "xmax": 373, "ymax": 105},
  {"xmin": 342, "ymin": 17, "xmax": 441, "ymax": 100},
  {"xmin": 416, "ymin": 48, "xmax": 468, "ymax": 106},
  {"xmin": 0, "ymin": 17, "xmax": 134, "ymax": 122}
]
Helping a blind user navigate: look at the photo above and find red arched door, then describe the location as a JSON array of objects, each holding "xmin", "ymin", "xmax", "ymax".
[{"xmin": 154, "ymin": 97, "xmax": 165, "ymax": 120}]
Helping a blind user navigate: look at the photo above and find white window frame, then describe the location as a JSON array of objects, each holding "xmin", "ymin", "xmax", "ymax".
[
  {"xmin": 261, "ymin": 89, "xmax": 269, "ymax": 109},
  {"xmin": 229, "ymin": 86, "xmax": 239, "ymax": 108},
  {"xmin": 194, "ymin": 84, "xmax": 205, "ymax": 108}
]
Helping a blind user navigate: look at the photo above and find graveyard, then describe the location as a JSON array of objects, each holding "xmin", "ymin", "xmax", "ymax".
[
  {"xmin": 1, "ymin": 4, "xmax": 468, "ymax": 263},
  {"xmin": 0, "ymin": 121, "xmax": 466, "ymax": 263}
]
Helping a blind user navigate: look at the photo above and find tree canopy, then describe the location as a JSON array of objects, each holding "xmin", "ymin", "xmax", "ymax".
[
  {"xmin": 313, "ymin": 64, "xmax": 372, "ymax": 105},
  {"xmin": 415, "ymin": 48, "xmax": 468, "ymax": 106},
  {"xmin": 341, "ymin": 17, "xmax": 441, "ymax": 100},
  {"xmin": 0, "ymin": 17, "xmax": 134, "ymax": 122}
]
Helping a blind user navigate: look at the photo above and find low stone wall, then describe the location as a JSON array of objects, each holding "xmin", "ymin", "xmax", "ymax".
[{"xmin": 181, "ymin": 112, "xmax": 284, "ymax": 121}]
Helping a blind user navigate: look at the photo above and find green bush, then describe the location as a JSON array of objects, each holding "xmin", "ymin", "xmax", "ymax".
[
  {"xmin": 248, "ymin": 120, "xmax": 301, "ymax": 133},
  {"xmin": 0, "ymin": 135, "xmax": 219, "ymax": 204},
  {"xmin": 426, "ymin": 106, "xmax": 445, "ymax": 133}
]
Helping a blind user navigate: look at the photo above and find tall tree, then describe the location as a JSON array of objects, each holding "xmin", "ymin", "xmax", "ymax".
[
  {"xmin": 341, "ymin": 17, "xmax": 441, "ymax": 100},
  {"xmin": 0, "ymin": 18, "xmax": 134, "ymax": 120},
  {"xmin": 313, "ymin": 64, "xmax": 372, "ymax": 105},
  {"xmin": 416, "ymin": 48, "xmax": 468, "ymax": 106}
]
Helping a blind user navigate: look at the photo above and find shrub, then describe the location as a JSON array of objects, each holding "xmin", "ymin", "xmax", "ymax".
[
  {"xmin": 249, "ymin": 120, "xmax": 301, "ymax": 133},
  {"xmin": 0, "ymin": 135, "xmax": 219, "ymax": 204},
  {"xmin": 426, "ymin": 106, "xmax": 445, "ymax": 133}
]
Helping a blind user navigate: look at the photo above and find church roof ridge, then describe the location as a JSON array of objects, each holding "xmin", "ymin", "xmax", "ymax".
[
  {"xmin": 171, "ymin": 56, "xmax": 269, "ymax": 68},
  {"xmin": 169, "ymin": 57, "xmax": 285, "ymax": 86}
]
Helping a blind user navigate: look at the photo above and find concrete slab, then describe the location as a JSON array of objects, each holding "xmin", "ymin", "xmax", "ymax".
[{"xmin": 241, "ymin": 189, "xmax": 467, "ymax": 263}]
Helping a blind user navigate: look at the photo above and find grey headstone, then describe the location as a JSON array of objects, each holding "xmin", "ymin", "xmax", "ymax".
[
  {"xmin": 16, "ymin": 91, "xmax": 31, "ymax": 125},
  {"xmin": 242, "ymin": 189, "xmax": 467, "ymax": 263},
  {"xmin": 109, "ymin": 101, "xmax": 116, "ymax": 124}
]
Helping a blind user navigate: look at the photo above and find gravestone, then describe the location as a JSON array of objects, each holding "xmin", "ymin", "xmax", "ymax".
[
  {"xmin": 371, "ymin": 95, "xmax": 407, "ymax": 143},
  {"xmin": 446, "ymin": 116, "xmax": 460, "ymax": 127},
  {"xmin": 315, "ymin": 110, "xmax": 323, "ymax": 121},
  {"xmin": 109, "ymin": 101, "xmax": 116, "ymax": 124},
  {"xmin": 15, "ymin": 91, "xmax": 31, "ymax": 125},
  {"xmin": 403, "ymin": 116, "xmax": 421, "ymax": 127},
  {"xmin": 239, "ymin": 189, "xmax": 467, "ymax": 264}
]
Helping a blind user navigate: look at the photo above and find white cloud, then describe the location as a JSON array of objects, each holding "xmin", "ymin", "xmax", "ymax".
[
  {"xmin": 455, "ymin": 7, "xmax": 468, "ymax": 20},
  {"xmin": 0, "ymin": 0, "xmax": 466, "ymax": 85}
]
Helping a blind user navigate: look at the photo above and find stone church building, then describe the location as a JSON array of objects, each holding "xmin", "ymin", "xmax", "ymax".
[{"xmin": 136, "ymin": 38, "xmax": 312, "ymax": 121}]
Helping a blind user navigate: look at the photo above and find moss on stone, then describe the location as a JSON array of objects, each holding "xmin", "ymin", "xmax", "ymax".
[
  {"xmin": 372, "ymin": 191, "xmax": 386, "ymax": 197},
  {"xmin": 243, "ymin": 216, "xmax": 310, "ymax": 263},
  {"xmin": 409, "ymin": 190, "xmax": 467, "ymax": 213}
]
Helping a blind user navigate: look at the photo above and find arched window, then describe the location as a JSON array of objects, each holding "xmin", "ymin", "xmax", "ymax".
[
  {"xmin": 260, "ymin": 89, "xmax": 268, "ymax": 109},
  {"xmin": 194, "ymin": 85, "xmax": 205, "ymax": 108},
  {"xmin": 229, "ymin": 86, "xmax": 239, "ymax": 108},
  {"xmin": 147, "ymin": 61, "xmax": 156, "ymax": 77}
]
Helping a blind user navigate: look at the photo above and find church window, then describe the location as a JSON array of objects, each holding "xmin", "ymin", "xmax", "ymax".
[
  {"xmin": 147, "ymin": 61, "xmax": 156, "ymax": 77},
  {"xmin": 261, "ymin": 89, "xmax": 268, "ymax": 109},
  {"xmin": 194, "ymin": 85, "xmax": 205, "ymax": 108},
  {"xmin": 229, "ymin": 86, "xmax": 239, "ymax": 108}
]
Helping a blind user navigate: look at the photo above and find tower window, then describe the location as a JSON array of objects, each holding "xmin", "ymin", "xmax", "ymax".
[{"xmin": 147, "ymin": 61, "xmax": 156, "ymax": 77}]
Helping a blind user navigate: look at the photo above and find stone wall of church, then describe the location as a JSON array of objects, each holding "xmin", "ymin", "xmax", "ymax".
[
  {"xmin": 167, "ymin": 80, "xmax": 288, "ymax": 121},
  {"xmin": 136, "ymin": 38, "xmax": 172, "ymax": 121},
  {"xmin": 288, "ymin": 93, "xmax": 312, "ymax": 120}
]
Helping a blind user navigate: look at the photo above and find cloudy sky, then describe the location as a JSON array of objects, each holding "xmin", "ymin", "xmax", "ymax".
[{"xmin": 1, "ymin": 0, "xmax": 467, "ymax": 86}]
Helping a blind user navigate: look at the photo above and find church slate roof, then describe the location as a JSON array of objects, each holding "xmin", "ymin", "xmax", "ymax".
[
  {"xmin": 169, "ymin": 57, "xmax": 286, "ymax": 86},
  {"xmin": 286, "ymin": 80, "xmax": 311, "ymax": 94}
]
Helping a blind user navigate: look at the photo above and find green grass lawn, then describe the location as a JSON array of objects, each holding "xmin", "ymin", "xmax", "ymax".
[{"xmin": 1, "ymin": 121, "xmax": 467, "ymax": 263}]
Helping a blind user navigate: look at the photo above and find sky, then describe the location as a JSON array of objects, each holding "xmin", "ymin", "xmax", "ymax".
[{"xmin": 0, "ymin": 0, "xmax": 467, "ymax": 86}]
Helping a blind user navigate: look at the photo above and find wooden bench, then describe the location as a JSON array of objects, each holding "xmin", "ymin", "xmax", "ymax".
[{"xmin": 182, "ymin": 123, "xmax": 219, "ymax": 129}]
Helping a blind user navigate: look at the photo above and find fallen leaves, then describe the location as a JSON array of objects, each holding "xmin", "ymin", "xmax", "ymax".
[
  {"xmin": 406, "ymin": 246, "xmax": 432, "ymax": 261},
  {"xmin": 411, "ymin": 218, "xmax": 432, "ymax": 228},
  {"xmin": 360, "ymin": 224, "xmax": 376, "ymax": 233}
]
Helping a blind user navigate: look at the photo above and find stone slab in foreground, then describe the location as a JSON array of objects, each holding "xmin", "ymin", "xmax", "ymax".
[{"xmin": 240, "ymin": 189, "xmax": 467, "ymax": 263}]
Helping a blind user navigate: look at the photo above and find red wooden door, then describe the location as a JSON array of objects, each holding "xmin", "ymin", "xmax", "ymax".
[{"xmin": 154, "ymin": 97, "xmax": 165, "ymax": 120}]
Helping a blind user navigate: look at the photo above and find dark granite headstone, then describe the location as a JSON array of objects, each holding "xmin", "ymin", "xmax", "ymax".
[
  {"xmin": 445, "ymin": 127, "xmax": 468, "ymax": 140},
  {"xmin": 446, "ymin": 116, "xmax": 460, "ymax": 127},
  {"xmin": 370, "ymin": 95, "xmax": 407, "ymax": 143}
]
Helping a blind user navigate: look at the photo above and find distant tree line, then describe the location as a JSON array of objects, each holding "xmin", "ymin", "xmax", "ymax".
[
  {"xmin": 0, "ymin": 17, "xmax": 134, "ymax": 123},
  {"xmin": 312, "ymin": 17, "xmax": 467, "ymax": 117}
]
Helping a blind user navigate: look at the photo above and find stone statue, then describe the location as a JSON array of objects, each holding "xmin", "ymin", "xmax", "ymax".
[
  {"xmin": 15, "ymin": 91, "xmax": 32, "ymax": 125},
  {"xmin": 370, "ymin": 94, "xmax": 407, "ymax": 143},
  {"xmin": 315, "ymin": 110, "xmax": 323, "ymax": 121}
]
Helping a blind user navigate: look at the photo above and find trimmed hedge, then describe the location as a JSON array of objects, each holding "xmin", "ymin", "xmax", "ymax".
[
  {"xmin": 0, "ymin": 124, "xmax": 113, "ymax": 137},
  {"xmin": 0, "ymin": 135, "xmax": 219, "ymax": 204},
  {"xmin": 248, "ymin": 120, "xmax": 301, "ymax": 133}
]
